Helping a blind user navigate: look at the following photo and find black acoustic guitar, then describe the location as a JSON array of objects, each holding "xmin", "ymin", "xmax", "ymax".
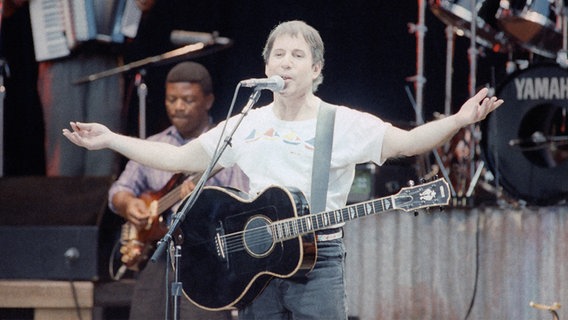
[{"xmin": 177, "ymin": 178, "xmax": 450, "ymax": 311}]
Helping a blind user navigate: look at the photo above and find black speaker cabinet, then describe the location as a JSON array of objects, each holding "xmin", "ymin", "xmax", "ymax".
[{"xmin": 0, "ymin": 176, "xmax": 115, "ymax": 280}]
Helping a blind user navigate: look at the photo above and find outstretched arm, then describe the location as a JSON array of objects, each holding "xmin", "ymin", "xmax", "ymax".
[
  {"xmin": 62, "ymin": 122, "xmax": 211, "ymax": 173},
  {"xmin": 381, "ymin": 88, "xmax": 503, "ymax": 162}
]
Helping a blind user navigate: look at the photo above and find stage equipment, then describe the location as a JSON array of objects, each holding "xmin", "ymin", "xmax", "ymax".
[
  {"xmin": 483, "ymin": 63, "xmax": 568, "ymax": 205},
  {"xmin": 428, "ymin": 0, "xmax": 492, "ymax": 206},
  {"xmin": 73, "ymin": 32, "xmax": 232, "ymax": 139},
  {"xmin": 0, "ymin": 176, "xmax": 114, "ymax": 280},
  {"xmin": 430, "ymin": 0, "xmax": 512, "ymax": 53},
  {"xmin": 496, "ymin": 0, "xmax": 563, "ymax": 59}
]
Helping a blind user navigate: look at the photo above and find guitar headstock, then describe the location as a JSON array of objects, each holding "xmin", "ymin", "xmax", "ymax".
[{"xmin": 393, "ymin": 178, "xmax": 451, "ymax": 212}]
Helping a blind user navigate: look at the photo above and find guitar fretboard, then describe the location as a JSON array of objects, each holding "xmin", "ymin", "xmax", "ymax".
[{"xmin": 271, "ymin": 195, "xmax": 395, "ymax": 242}]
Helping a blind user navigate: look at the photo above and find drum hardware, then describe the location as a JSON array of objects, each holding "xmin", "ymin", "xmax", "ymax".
[
  {"xmin": 429, "ymin": 0, "xmax": 513, "ymax": 53},
  {"xmin": 509, "ymin": 130, "xmax": 568, "ymax": 151},
  {"xmin": 409, "ymin": 0, "xmax": 439, "ymax": 181},
  {"xmin": 425, "ymin": 1, "xmax": 497, "ymax": 206},
  {"xmin": 496, "ymin": 0, "xmax": 564, "ymax": 59},
  {"xmin": 408, "ymin": 0, "xmax": 428, "ymax": 125}
]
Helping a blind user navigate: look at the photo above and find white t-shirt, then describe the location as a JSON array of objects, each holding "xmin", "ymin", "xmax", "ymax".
[{"xmin": 198, "ymin": 98, "xmax": 390, "ymax": 211}]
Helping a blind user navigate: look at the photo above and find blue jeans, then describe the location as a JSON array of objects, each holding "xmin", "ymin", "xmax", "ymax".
[{"xmin": 238, "ymin": 239, "xmax": 348, "ymax": 320}]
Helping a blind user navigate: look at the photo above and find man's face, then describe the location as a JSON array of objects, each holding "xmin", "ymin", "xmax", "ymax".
[
  {"xmin": 164, "ymin": 82, "xmax": 213, "ymax": 139},
  {"xmin": 265, "ymin": 34, "xmax": 321, "ymax": 96}
]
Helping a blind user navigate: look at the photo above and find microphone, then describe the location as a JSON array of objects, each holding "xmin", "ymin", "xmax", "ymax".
[
  {"xmin": 170, "ymin": 30, "xmax": 231, "ymax": 46},
  {"xmin": 240, "ymin": 75, "xmax": 285, "ymax": 92}
]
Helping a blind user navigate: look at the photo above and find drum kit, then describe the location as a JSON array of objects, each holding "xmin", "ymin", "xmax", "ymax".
[{"xmin": 428, "ymin": 0, "xmax": 568, "ymax": 206}]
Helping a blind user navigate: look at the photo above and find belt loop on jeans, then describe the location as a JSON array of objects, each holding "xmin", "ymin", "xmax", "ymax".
[{"xmin": 315, "ymin": 228, "xmax": 343, "ymax": 242}]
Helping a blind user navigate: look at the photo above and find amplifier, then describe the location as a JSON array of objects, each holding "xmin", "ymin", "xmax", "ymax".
[
  {"xmin": 0, "ymin": 226, "xmax": 99, "ymax": 280},
  {"xmin": 0, "ymin": 176, "xmax": 116, "ymax": 281}
]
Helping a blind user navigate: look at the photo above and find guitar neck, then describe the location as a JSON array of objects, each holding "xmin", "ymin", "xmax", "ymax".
[
  {"xmin": 155, "ymin": 170, "xmax": 211, "ymax": 215},
  {"xmin": 271, "ymin": 178, "xmax": 449, "ymax": 242},
  {"xmin": 271, "ymin": 194, "xmax": 395, "ymax": 242},
  {"xmin": 156, "ymin": 184, "xmax": 185, "ymax": 214}
]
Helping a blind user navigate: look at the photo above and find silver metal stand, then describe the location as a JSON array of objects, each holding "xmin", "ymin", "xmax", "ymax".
[
  {"xmin": 171, "ymin": 244, "xmax": 182, "ymax": 320},
  {"xmin": 407, "ymin": 0, "xmax": 428, "ymax": 125},
  {"xmin": 444, "ymin": 26, "xmax": 455, "ymax": 116},
  {"xmin": 134, "ymin": 70, "xmax": 148, "ymax": 139},
  {"xmin": 408, "ymin": 1, "xmax": 459, "ymax": 188},
  {"xmin": 463, "ymin": 0, "xmax": 486, "ymax": 203}
]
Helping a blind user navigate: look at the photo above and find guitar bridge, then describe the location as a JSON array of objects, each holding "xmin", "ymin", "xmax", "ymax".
[{"xmin": 215, "ymin": 222, "xmax": 228, "ymax": 264}]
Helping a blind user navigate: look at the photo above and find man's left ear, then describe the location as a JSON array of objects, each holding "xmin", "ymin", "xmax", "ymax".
[{"xmin": 312, "ymin": 63, "xmax": 322, "ymax": 79}]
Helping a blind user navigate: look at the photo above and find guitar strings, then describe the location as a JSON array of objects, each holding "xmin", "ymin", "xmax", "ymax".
[
  {"xmin": 220, "ymin": 220, "xmax": 315, "ymax": 254},
  {"xmin": 218, "ymin": 203, "xmax": 376, "ymax": 254}
]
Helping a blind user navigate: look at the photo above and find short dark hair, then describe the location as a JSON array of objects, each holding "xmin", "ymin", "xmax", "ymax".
[{"xmin": 166, "ymin": 61, "xmax": 213, "ymax": 95}]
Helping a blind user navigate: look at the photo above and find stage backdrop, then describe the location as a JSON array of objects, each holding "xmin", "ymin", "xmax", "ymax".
[{"xmin": 344, "ymin": 205, "xmax": 567, "ymax": 320}]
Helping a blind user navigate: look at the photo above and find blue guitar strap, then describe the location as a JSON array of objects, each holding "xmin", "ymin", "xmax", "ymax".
[{"xmin": 310, "ymin": 101, "xmax": 337, "ymax": 213}]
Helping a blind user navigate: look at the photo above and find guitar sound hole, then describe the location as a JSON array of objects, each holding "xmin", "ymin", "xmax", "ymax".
[{"xmin": 243, "ymin": 216, "xmax": 274, "ymax": 257}]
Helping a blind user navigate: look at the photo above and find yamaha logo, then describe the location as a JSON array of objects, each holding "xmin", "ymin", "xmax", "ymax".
[{"xmin": 514, "ymin": 77, "xmax": 568, "ymax": 100}]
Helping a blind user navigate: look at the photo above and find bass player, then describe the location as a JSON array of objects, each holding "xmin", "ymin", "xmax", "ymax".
[{"xmin": 108, "ymin": 61, "xmax": 248, "ymax": 320}]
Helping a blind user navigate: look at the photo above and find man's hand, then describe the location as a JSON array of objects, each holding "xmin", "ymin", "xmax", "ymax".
[
  {"xmin": 455, "ymin": 88, "xmax": 504, "ymax": 127},
  {"xmin": 62, "ymin": 122, "xmax": 114, "ymax": 150},
  {"xmin": 180, "ymin": 179, "xmax": 196, "ymax": 199},
  {"xmin": 124, "ymin": 198, "xmax": 152, "ymax": 230}
]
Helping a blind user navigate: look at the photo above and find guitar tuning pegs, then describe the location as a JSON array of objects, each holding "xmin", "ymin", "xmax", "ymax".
[
  {"xmin": 414, "ymin": 211, "xmax": 419, "ymax": 217},
  {"xmin": 407, "ymin": 180, "xmax": 415, "ymax": 187},
  {"xmin": 439, "ymin": 206, "xmax": 444, "ymax": 212},
  {"xmin": 419, "ymin": 177, "xmax": 426, "ymax": 184}
]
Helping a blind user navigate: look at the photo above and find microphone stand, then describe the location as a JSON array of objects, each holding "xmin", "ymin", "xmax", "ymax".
[
  {"xmin": 134, "ymin": 70, "xmax": 148, "ymax": 139},
  {"xmin": 150, "ymin": 88, "xmax": 262, "ymax": 320},
  {"xmin": 171, "ymin": 245, "xmax": 182, "ymax": 320}
]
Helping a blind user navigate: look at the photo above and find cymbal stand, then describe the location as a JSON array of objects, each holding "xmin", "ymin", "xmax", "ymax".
[
  {"xmin": 407, "ymin": 0, "xmax": 427, "ymax": 125},
  {"xmin": 462, "ymin": 0, "xmax": 488, "ymax": 205},
  {"xmin": 408, "ymin": 0, "xmax": 434, "ymax": 180},
  {"xmin": 467, "ymin": 0, "xmax": 478, "ymax": 97},
  {"xmin": 444, "ymin": 25, "xmax": 455, "ymax": 116},
  {"xmin": 408, "ymin": 1, "xmax": 457, "ymax": 195}
]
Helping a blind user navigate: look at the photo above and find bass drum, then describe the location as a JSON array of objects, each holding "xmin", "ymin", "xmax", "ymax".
[{"xmin": 483, "ymin": 64, "xmax": 568, "ymax": 205}]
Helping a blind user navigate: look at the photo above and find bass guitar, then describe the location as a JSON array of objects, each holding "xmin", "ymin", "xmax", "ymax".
[
  {"xmin": 176, "ymin": 178, "xmax": 450, "ymax": 310},
  {"xmin": 113, "ymin": 173, "xmax": 189, "ymax": 278}
]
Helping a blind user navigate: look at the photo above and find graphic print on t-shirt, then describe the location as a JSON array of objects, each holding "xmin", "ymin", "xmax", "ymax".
[{"xmin": 244, "ymin": 128, "xmax": 315, "ymax": 150}]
